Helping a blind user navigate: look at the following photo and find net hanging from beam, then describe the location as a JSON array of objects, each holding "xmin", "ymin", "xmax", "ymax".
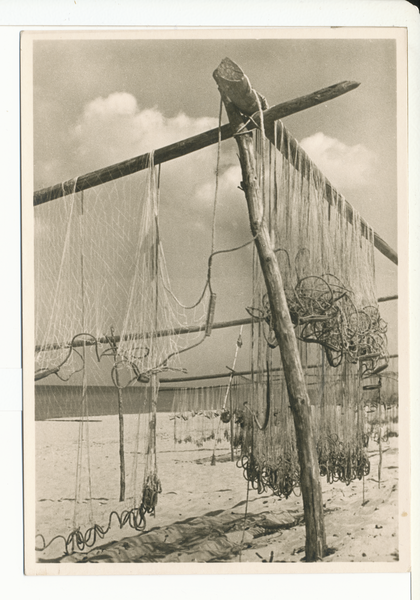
[
  {"xmin": 234, "ymin": 125, "xmax": 390, "ymax": 496},
  {"xmin": 34, "ymin": 155, "xmax": 211, "ymax": 557},
  {"xmin": 246, "ymin": 124, "xmax": 389, "ymax": 375},
  {"xmin": 35, "ymin": 154, "xmax": 210, "ymax": 384},
  {"xmin": 273, "ymin": 122, "xmax": 389, "ymax": 373},
  {"xmin": 363, "ymin": 355, "xmax": 399, "ymax": 445},
  {"xmin": 170, "ymin": 384, "xmax": 241, "ymax": 448}
]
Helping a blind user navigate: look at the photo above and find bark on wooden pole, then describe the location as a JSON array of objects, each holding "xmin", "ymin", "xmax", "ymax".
[
  {"xmin": 110, "ymin": 334, "xmax": 126, "ymax": 502},
  {"xmin": 117, "ymin": 387, "xmax": 126, "ymax": 502},
  {"xmin": 214, "ymin": 61, "xmax": 326, "ymax": 561},
  {"xmin": 229, "ymin": 387, "xmax": 235, "ymax": 461}
]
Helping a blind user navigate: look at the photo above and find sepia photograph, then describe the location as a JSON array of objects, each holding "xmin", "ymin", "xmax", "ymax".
[{"xmin": 21, "ymin": 28, "xmax": 409, "ymax": 575}]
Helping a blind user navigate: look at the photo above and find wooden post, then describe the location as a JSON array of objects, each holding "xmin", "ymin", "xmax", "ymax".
[
  {"xmin": 114, "ymin": 353, "xmax": 126, "ymax": 502},
  {"xmin": 358, "ymin": 361, "xmax": 367, "ymax": 506},
  {"xmin": 229, "ymin": 387, "xmax": 234, "ymax": 461},
  {"xmin": 108, "ymin": 328, "xmax": 126, "ymax": 502},
  {"xmin": 214, "ymin": 60, "xmax": 326, "ymax": 561},
  {"xmin": 117, "ymin": 386, "xmax": 126, "ymax": 502},
  {"xmin": 378, "ymin": 379, "xmax": 382, "ymax": 489}
]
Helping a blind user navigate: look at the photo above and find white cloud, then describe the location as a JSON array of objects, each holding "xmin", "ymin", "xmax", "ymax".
[
  {"xmin": 83, "ymin": 92, "xmax": 138, "ymax": 118},
  {"xmin": 73, "ymin": 92, "xmax": 221, "ymax": 171},
  {"xmin": 300, "ymin": 132, "xmax": 377, "ymax": 191}
]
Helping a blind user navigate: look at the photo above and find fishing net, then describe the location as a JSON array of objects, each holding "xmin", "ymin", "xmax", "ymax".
[
  {"xmin": 34, "ymin": 156, "xmax": 211, "ymax": 557},
  {"xmin": 246, "ymin": 123, "xmax": 389, "ymax": 375},
  {"xmin": 234, "ymin": 122, "xmax": 388, "ymax": 495},
  {"xmin": 35, "ymin": 155, "xmax": 209, "ymax": 384},
  {"xmin": 363, "ymin": 355, "xmax": 399, "ymax": 445},
  {"xmin": 171, "ymin": 385, "xmax": 235, "ymax": 447},
  {"xmin": 170, "ymin": 327, "xmax": 245, "ymax": 453}
]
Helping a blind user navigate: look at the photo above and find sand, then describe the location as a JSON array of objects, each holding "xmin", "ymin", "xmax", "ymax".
[{"xmin": 34, "ymin": 412, "xmax": 399, "ymax": 563}]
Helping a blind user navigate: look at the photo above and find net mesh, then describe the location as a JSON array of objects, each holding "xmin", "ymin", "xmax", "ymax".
[
  {"xmin": 34, "ymin": 156, "xmax": 211, "ymax": 556},
  {"xmin": 234, "ymin": 123, "xmax": 389, "ymax": 495},
  {"xmin": 171, "ymin": 385, "xmax": 238, "ymax": 447},
  {"xmin": 35, "ymin": 156, "xmax": 209, "ymax": 384}
]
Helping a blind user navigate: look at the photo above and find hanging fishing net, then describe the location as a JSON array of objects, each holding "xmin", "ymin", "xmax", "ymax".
[
  {"xmin": 34, "ymin": 155, "xmax": 212, "ymax": 557},
  {"xmin": 171, "ymin": 385, "xmax": 233, "ymax": 447},
  {"xmin": 247, "ymin": 123, "xmax": 389, "ymax": 375},
  {"xmin": 233, "ymin": 121, "xmax": 389, "ymax": 495},
  {"xmin": 35, "ymin": 155, "xmax": 210, "ymax": 385},
  {"xmin": 363, "ymin": 355, "xmax": 399, "ymax": 445}
]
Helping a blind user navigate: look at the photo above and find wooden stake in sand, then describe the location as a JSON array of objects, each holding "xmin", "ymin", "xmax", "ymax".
[
  {"xmin": 214, "ymin": 57, "xmax": 327, "ymax": 562},
  {"xmin": 229, "ymin": 387, "xmax": 235, "ymax": 462},
  {"xmin": 377, "ymin": 378, "xmax": 383, "ymax": 489},
  {"xmin": 107, "ymin": 329, "xmax": 126, "ymax": 502},
  {"xmin": 358, "ymin": 361, "xmax": 367, "ymax": 506}
]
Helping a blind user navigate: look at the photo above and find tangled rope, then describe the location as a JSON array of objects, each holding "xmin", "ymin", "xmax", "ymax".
[
  {"xmin": 237, "ymin": 452, "xmax": 300, "ymax": 499},
  {"xmin": 36, "ymin": 503, "xmax": 147, "ymax": 556},
  {"xmin": 317, "ymin": 434, "xmax": 370, "ymax": 485},
  {"xmin": 35, "ymin": 328, "xmax": 189, "ymax": 389},
  {"xmin": 36, "ymin": 472, "xmax": 162, "ymax": 557},
  {"xmin": 246, "ymin": 256, "xmax": 389, "ymax": 373},
  {"xmin": 237, "ymin": 438, "xmax": 370, "ymax": 496}
]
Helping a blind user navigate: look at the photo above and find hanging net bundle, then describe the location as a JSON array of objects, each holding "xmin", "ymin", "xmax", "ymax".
[
  {"xmin": 363, "ymin": 355, "xmax": 399, "ymax": 445},
  {"xmin": 170, "ymin": 384, "xmax": 243, "ymax": 448},
  {"xmin": 246, "ymin": 123, "xmax": 389, "ymax": 376},
  {"xmin": 234, "ymin": 121, "xmax": 389, "ymax": 495},
  {"xmin": 34, "ymin": 155, "xmax": 212, "ymax": 556},
  {"xmin": 35, "ymin": 154, "xmax": 210, "ymax": 385}
]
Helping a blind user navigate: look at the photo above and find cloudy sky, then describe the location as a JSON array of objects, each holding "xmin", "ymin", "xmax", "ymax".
[{"xmin": 30, "ymin": 32, "xmax": 400, "ymax": 379}]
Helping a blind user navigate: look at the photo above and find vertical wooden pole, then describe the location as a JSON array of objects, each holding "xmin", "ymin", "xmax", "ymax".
[
  {"xmin": 109, "ymin": 328, "xmax": 126, "ymax": 502},
  {"xmin": 229, "ymin": 387, "xmax": 234, "ymax": 461},
  {"xmin": 150, "ymin": 374, "xmax": 158, "ymax": 463},
  {"xmin": 117, "ymin": 387, "xmax": 126, "ymax": 502},
  {"xmin": 358, "ymin": 361, "xmax": 366, "ymax": 506},
  {"xmin": 219, "ymin": 92, "xmax": 326, "ymax": 561},
  {"xmin": 112, "ymin": 350, "xmax": 126, "ymax": 502},
  {"xmin": 378, "ymin": 380, "xmax": 382, "ymax": 489}
]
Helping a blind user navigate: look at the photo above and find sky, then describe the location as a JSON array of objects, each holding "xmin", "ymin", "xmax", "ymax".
[{"xmin": 30, "ymin": 32, "xmax": 400, "ymax": 381}]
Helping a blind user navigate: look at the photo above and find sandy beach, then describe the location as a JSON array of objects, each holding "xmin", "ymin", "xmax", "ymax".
[{"xmin": 34, "ymin": 410, "xmax": 399, "ymax": 564}]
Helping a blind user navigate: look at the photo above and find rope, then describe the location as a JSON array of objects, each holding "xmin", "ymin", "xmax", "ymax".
[
  {"xmin": 36, "ymin": 503, "xmax": 148, "ymax": 556},
  {"xmin": 245, "ymin": 259, "xmax": 389, "ymax": 373},
  {"xmin": 73, "ymin": 189, "xmax": 94, "ymax": 530},
  {"xmin": 211, "ymin": 97, "xmax": 223, "ymax": 254},
  {"xmin": 210, "ymin": 326, "xmax": 244, "ymax": 463}
]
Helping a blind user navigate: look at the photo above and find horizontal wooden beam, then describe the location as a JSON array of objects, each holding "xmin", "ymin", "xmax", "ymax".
[
  {"xmin": 161, "ymin": 365, "xmax": 314, "ymax": 384},
  {"xmin": 159, "ymin": 354, "xmax": 399, "ymax": 384},
  {"xmin": 377, "ymin": 294, "xmax": 398, "ymax": 303},
  {"xmin": 33, "ymin": 80, "xmax": 360, "ymax": 207},
  {"xmin": 33, "ymin": 69, "xmax": 397, "ymax": 271},
  {"xmin": 35, "ymin": 316, "xmax": 252, "ymax": 353},
  {"xmin": 35, "ymin": 288, "xmax": 397, "ymax": 354}
]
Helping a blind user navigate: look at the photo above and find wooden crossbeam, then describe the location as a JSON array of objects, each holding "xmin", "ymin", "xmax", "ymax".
[
  {"xmin": 377, "ymin": 294, "xmax": 398, "ymax": 303},
  {"xmin": 34, "ymin": 80, "xmax": 359, "ymax": 207},
  {"xmin": 33, "ymin": 77, "xmax": 397, "ymax": 266},
  {"xmin": 35, "ymin": 291, "xmax": 397, "ymax": 354},
  {"xmin": 159, "ymin": 353, "xmax": 399, "ymax": 384}
]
